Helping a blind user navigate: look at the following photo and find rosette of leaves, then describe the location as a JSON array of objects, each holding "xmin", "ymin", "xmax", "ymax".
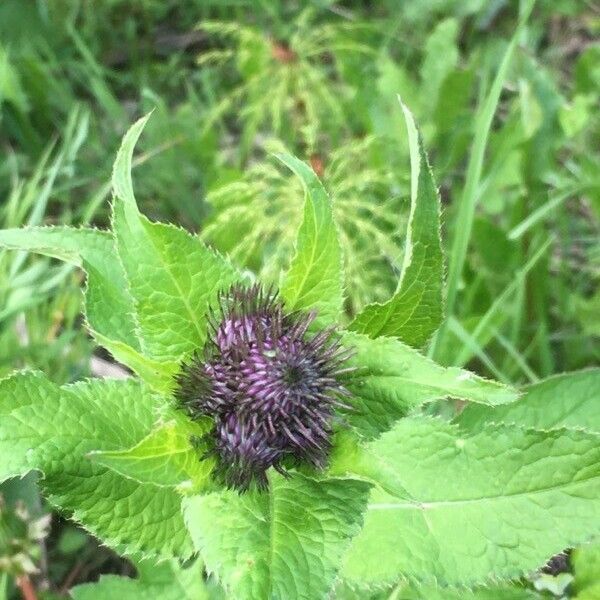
[
  {"xmin": 197, "ymin": 11, "xmax": 376, "ymax": 156},
  {"xmin": 202, "ymin": 136, "xmax": 405, "ymax": 314},
  {"xmin": 0, "ymin": 102, "xmax": 599, "ymax": 599}
]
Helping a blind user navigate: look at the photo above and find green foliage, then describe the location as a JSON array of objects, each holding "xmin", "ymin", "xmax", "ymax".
[
  {"xmin": 349, "ymin": 102, "xmax": 443, "ymax": 346},
  {"xmin": 112, "ymin": 114, "xmax": 242, "ymax": 363},
  {"xmin": 0, "ymin": 226, "xmax": 138, "ymax": 349},
  {"xmin": 0, "ymin": 372, "xmax": 192, "ymax": 560},
  {"xmin": 0, "ymin": 494, "xmax": 49, "ymax": 577},
  {"xmin": 90, "ymin": 419, "xmax": 214, "ymax": 493},
  {"xmin": 2, "ymin": 72, "xmax": 599, "ymax": 596},
  {"xmin": 334, "ymin": 416, "xmax": 600, "ymax": 586},
  {"xmin": 202, "ymin": 136, "xmax": 403, "ymax": 313},
  {"xmin": 71, "ymin": 559, "xmax": 214, "ymax": 600},
  {"xmin": 0, "ymin": 1, "xmax": 599, "ymax": 596},
  {"xmin": 343, "ymin": 331, "xmax": 517, "ymax": 437},
  {"xmin": 457, "ymin": 369, "xmax": 600, "ymax": 433},
  {"xmin": 572, "ymin": 542, "xmax": 600, "ymax": 599},
  {"xmin": 184, "ymin": 473, "xmax": 370, "ymax": 600},
  {"xmin": 396, "ymin": 582, "xmax": 539, "ymax": 599},
  {"xmin": 198, "ymin": 13, "xmax": 375, "ymax": 154},
  {"xmin": 277, "ymin": 153, "xmax": 343, "ymax": 327},
  {"xmin": 432, "ymin": 0, "xmax": 536, "ymax": 359}
]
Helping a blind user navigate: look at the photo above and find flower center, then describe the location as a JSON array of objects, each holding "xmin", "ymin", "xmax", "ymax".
[{"xmin": 283, "ymin": 364, "xmax": 304, "ymax": 386}]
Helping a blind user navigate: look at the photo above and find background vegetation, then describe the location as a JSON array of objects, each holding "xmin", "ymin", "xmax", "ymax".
[{"xmin": 0, "ymin": 0, "xmax": 598, "ymax": 598}]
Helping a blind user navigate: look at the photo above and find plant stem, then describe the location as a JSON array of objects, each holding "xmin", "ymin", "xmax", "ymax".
[{"xmin": 16, "ymin": 576, "xmax": 37, "ymax": 600}]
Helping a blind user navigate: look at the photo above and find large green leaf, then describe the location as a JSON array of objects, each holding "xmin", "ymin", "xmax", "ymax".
[
  {"xmin": 277, "ymin": 153, "xmax": 344, "ymax": 327},
  {"xmin": 350, "ymin": 101, "xmax": 443, "ymax": 347},
  {"xmin": 0, "ymin": 372, "xmax": 191, "ymax": 559},
  {"xmin": 457, "ymin": 369, "xmax": 600, "ymax": 434},
  {"xmin": 183, "ymin": 473, "xmax": 370, "ymax": 600},
  {"xmin": 112, "ymin": 115, "xmax": 241, "ymax": 362},
  {"xmin": 335, "ymin": 416, "xmax": 600, "ymax": 586},
  {"xmin": 71, "ymin": 559, "xmax": 213, "ymax": 600},
  {"xmin": 0, "ymin": 226, "xmax": 138, "ymax": 349},
  {"xmin": 344, "ymin": 332, "xmax": 518, "ymax": 437}
]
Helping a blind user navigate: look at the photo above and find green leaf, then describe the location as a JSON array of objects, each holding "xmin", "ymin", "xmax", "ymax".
[
  {"xmin": 349, "ymin": 101, "xmax": 443, "ymax": 347},
  {"xmin": 399, "ymin": 583, "xmax": 540, "ymax": 600},
  {"xmin": 277, "ymin": 153, "xmax": 343, "ymax": 326},
  {"xmin": 337, "ymin": 416, "xmax": 600, "ymax": 586},
  {"xmin": 456, "ymin": 369, "xmax": 600, "ymax": 434},
  {"xmin": 0, "ymin": 372, "xmax": 191, "ymax": 559},
  {"xmin": 0, "ymin": 226, "xmax": 184, "ymax": 391},
  {"xmin": 0, "ymin": 226, "xmax": 138, "ymax": 349},
  {"xmin": 71, "ymin": 559, "xmax": 213, "ymax": 600},
  {"xmin": 90, "ymin": 419, "xmax": 214, "ymax": 492},
  {"xmin": 183, "ymin": 473, "xmax": 370, "ymax": 600},
  {"xmin": 112, "ymin": 113, "xmax": 151, "ymax": 219},
  {"xmin": 112, "ymin": 116, "xmax": 241, "ymax": 362},
  {"xmin": 572, "ymin": 541, "xmax": 600, "ymax": 599},
  {"xmin": 343, "ymin": 332, "xmax": 518, "ymax": 437},
  {"xmin": 89, "ymin": 334, "xmax": 180, "ymax": 394}
]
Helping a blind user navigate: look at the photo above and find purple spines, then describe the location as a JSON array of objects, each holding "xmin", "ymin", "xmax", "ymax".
[{"xmin": 175, "ymin": 283, "xmax": 352, "ymax": 490}]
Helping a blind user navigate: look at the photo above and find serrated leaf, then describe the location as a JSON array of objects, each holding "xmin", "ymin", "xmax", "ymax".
[
  {"xmin": 277, "ymin": 153, "xmax": 343, "ymax": 327},
  {"xmin": 0, "ymin": 226, "xmax": 184, "ymax": 391},
  {"xmin": 336, "ymin": 416, "xmax": 600, "ymax": 586},
  {"xmin": 183, "ymin": 473, "xmax": 371, "ymax": 600},
  {"xmin": 399, "ymin": 582, "xmax": 539, "ymax": 600},
  {"xmin": 112, "ymin": 116, "xmax": 241, "ymax": 362},
  {"xmin": 456, "ymin": 369, "xmax": 600, "ymax": 434},
  {"xmin": 349, "ymin": 101, "xmax": 443, "ymax": 347},
  {"xmin": 0, "ymin": 226, "xmax": 139, "ymax": 349},
  {"xmin": 71, "ymin": 559, "xmax": 213, "ymax": 600},
  {"xmin": 343, "ymin": 332, "xmax": 518, "ymax": 437},
  {"xmin": 0, "ymin": 372, "xmax": 191, "ymax": 559},
  {"xmin": 90, "ymin": 419, "xmax": 213, "ymax": 492}
]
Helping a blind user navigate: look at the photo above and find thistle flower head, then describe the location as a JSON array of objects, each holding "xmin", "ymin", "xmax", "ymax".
[{"xmin": 175, "ymin": 284, "xmax": 352, "ymax": 490}]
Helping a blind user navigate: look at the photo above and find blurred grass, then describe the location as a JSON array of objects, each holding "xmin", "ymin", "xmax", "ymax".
[{"xmin": 0, "ymin": 0, "xmax": 599, "ymax": 595}]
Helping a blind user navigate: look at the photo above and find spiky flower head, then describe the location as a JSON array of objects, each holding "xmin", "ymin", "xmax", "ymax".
[{"xmin": 175, "ymin": 284, "xmax": 352, "ymax": 490}]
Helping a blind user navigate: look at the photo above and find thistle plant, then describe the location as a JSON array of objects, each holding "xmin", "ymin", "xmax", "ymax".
[{"xmin": 0, "ymin": 102, "xmax": 598, "ymax": 600}]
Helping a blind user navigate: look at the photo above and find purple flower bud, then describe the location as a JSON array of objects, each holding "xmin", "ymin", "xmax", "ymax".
[{"xmin": 175, "ymin": 284, "xmax": 352, "ymax": 490}]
